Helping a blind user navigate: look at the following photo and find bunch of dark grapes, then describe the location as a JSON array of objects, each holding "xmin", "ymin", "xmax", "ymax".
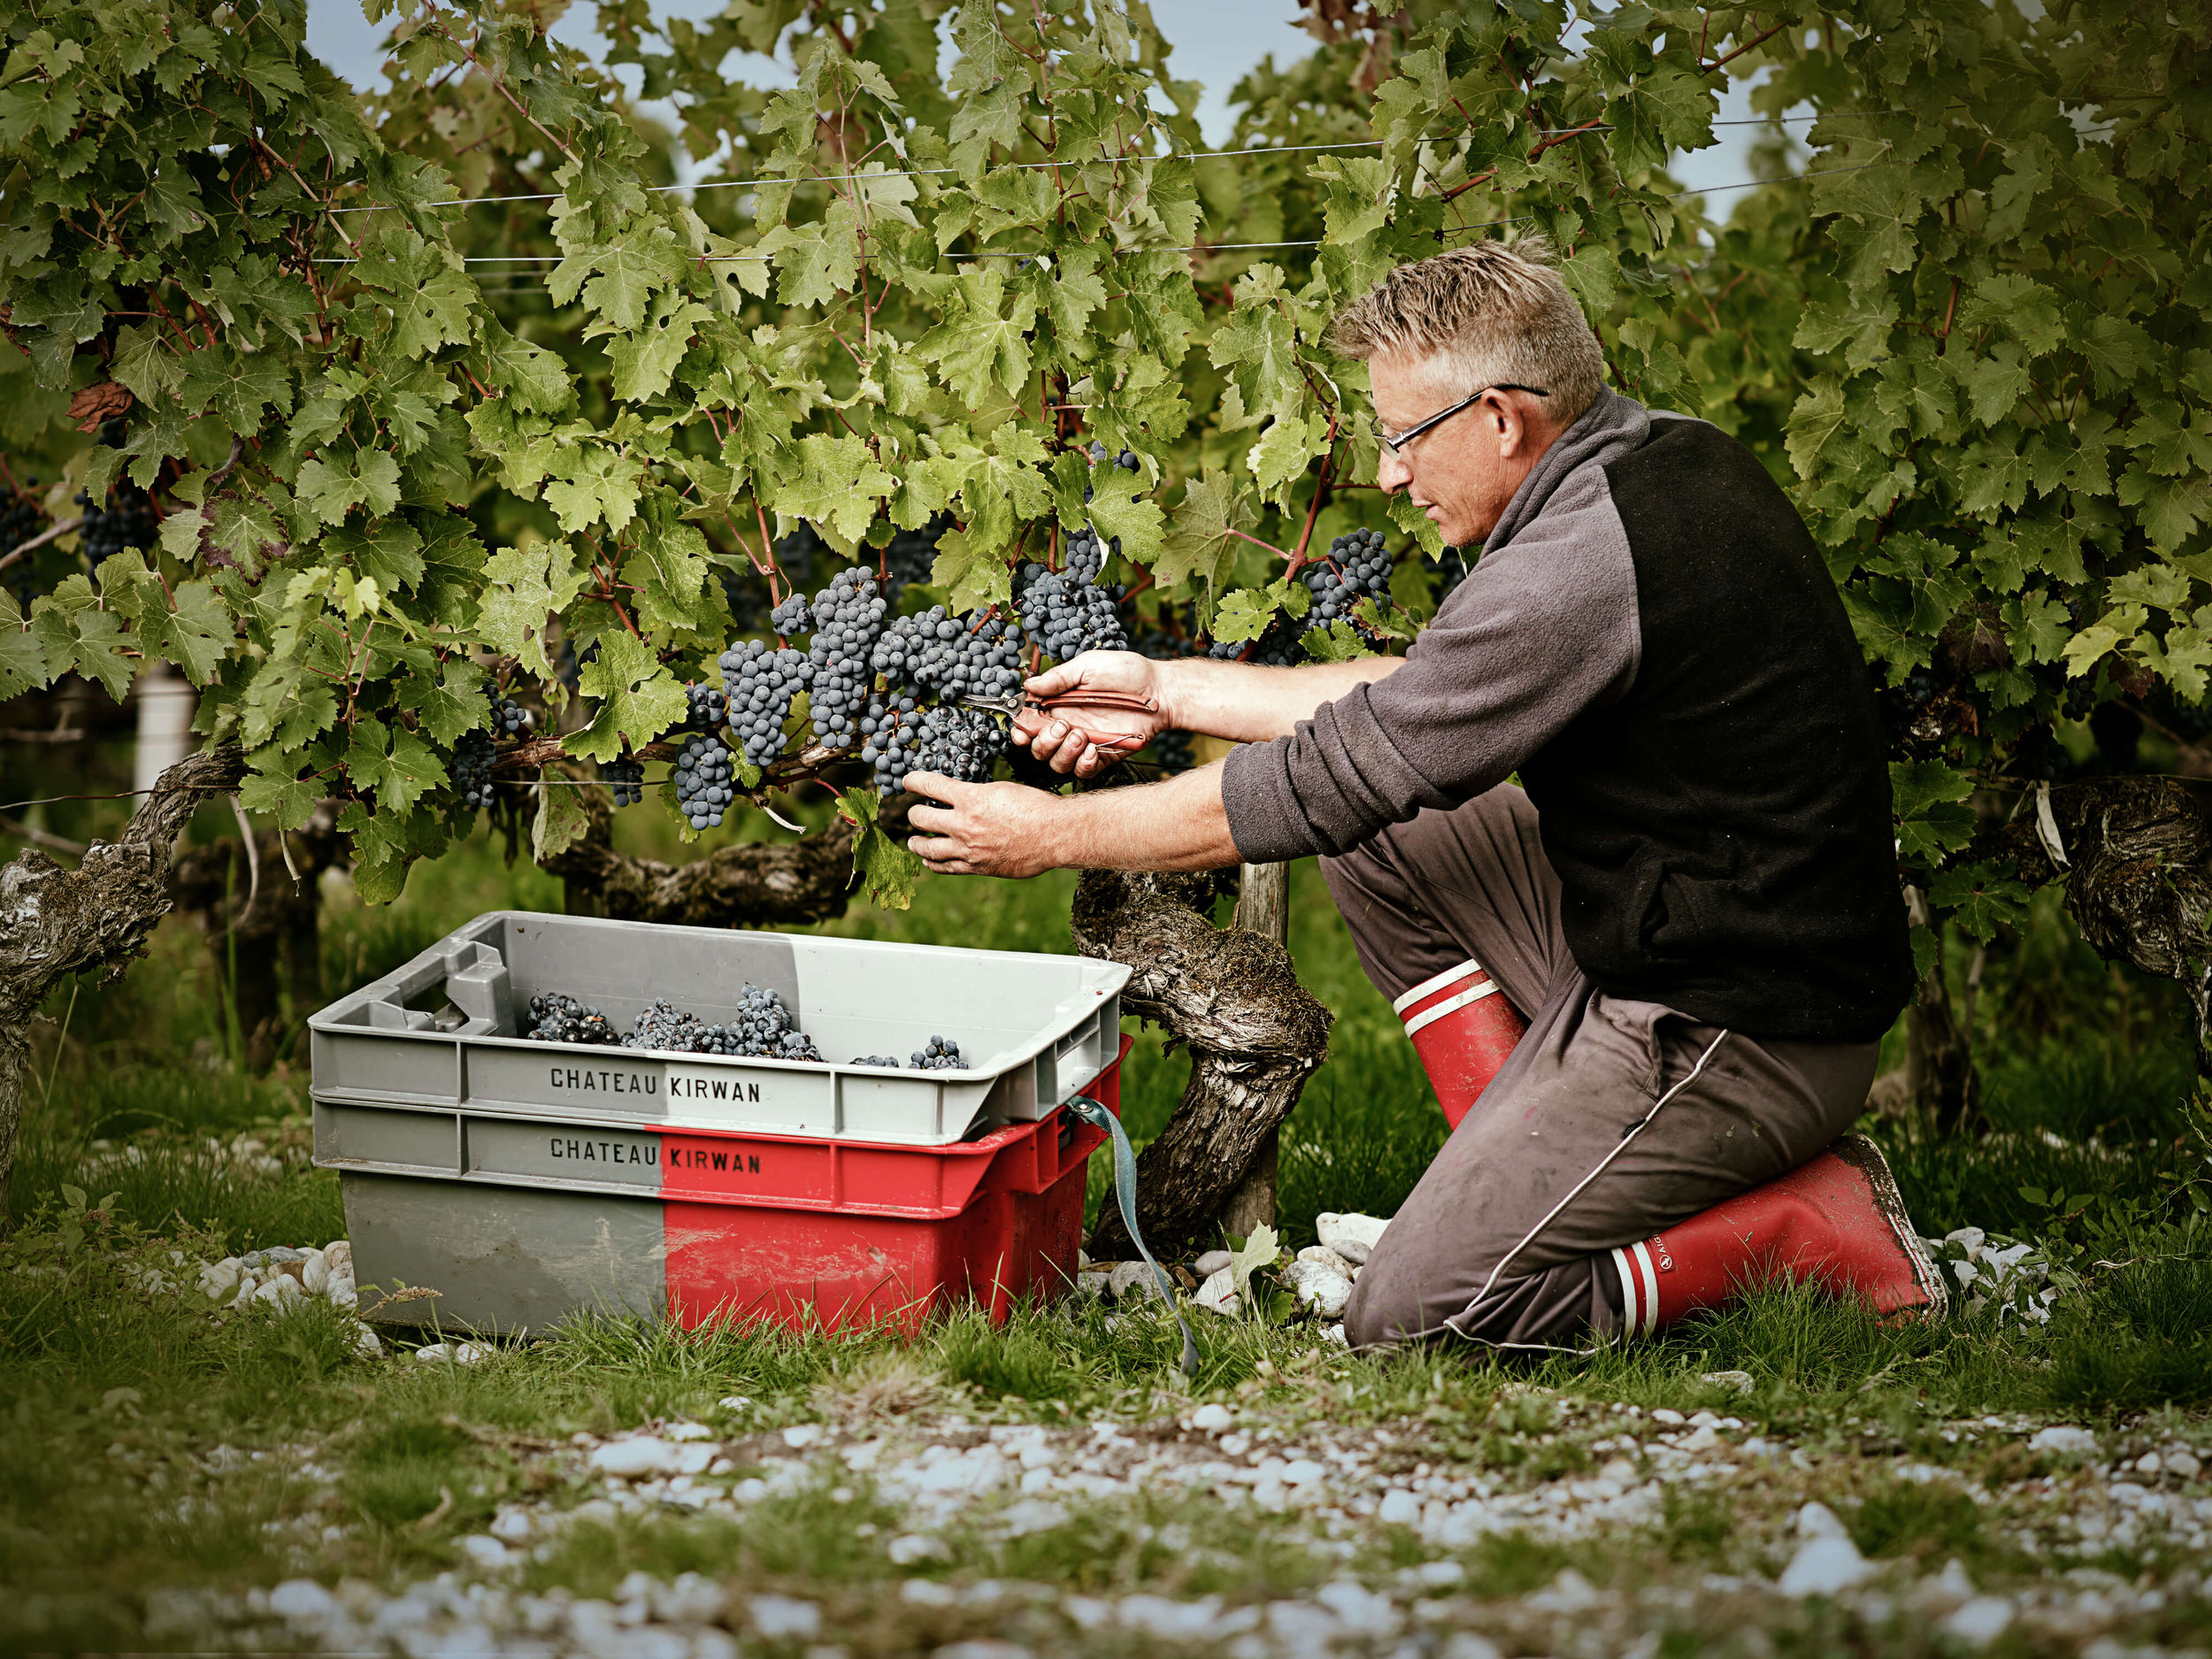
[
  {"xmin": 1132, "ymin": 603, "xmax": 1202, "ymax": 662},
  {"xmin": 0, "ymin": 489, "xmax": 46, "ymax": 604},
  {"xmin": 489, "ymin": 685, "xmax": 532, "ymax": 736},
  {"xmin": 626, "ymin": 998, "xmax": 717, "ymax": 1053},
  {"xmin": 1305, "ymin": 528, "xmax": 1393, "ymax": 627},
  {"xmin": 75, "ymin": 483, "xmax": 157, "ymax": 559},
  {"xmin": 2062, "ymin": 679, "xmax": 2098, "ymax": 722},
  {"xmin": 0, "ymin": 492, "xmax": 45, "ymax": 560},
  {"xmin": 719, "ymin": 639, "xmax": 812, "ymax": 767},
  {"xmin": 910, "ymin": 1034, "xmax": 966, "ymax": 1071},
  {"xmin": 911, "ymin": 610, "xmax": 1025, "ymax": 702},
  {"xmin": 601, "ymin": 755, "xmax": 645, "ymax": 807},
  {"xmin": 1021, "ymin": 567, "xmax": 1126, "ymax": 661},
  {"xmin": 684, "ymin": 679, "xmax": 728, "ymax": 732},
  {"xmin": 1064, "ymin": 525, "xmax": 1112, "ymax": 587},
  {"xmin": 1087, "ymin": 439, "xmax": 1143, "ymax": 474},
  {"xmin": 555, "ymin": 637, "xmax": 597, "ymax": 695},
  {"xmin": 870, "ymin": 613, "xmax": 928, "ymax": 689},
  {"xmin": 525, "ymin": 993, "xmax": 621, "ymax": 1046},
  {"xmin": 910, "ymin": 704, "xmax": 1002, "ymax": 785},
  {"xmin": 1421, "ymin": 546, "xmax": 1472, "ymax": 605},
  {"xmin": 1206, "ymin": 625, "xmax": 1303, "ymax": 668},
  {"xmin": 1153, "ymin": 730, "xmax": 1195, "ymax": 773},
  {"xmin": 860, "ymin": 692, "xmax": 925, "ymax": 792},
  {"xmin": 805, "ymin": 567, "xmax": 887, "ymax": 749},
  {"xmin": 883, "ymin": 515, "xmax": 949, "ymax": 596},
  {"xmin": 674, "ymin": 733, "xmax": 735, "ymax": 829},
  {"xmin": 850, "ymin": 1053, "xmax": 903, "ymax": 1068},
  {"xmin": 2008, "ymin": 726, "xmax": 2068, "ymax": 781},
  {"xmin": 724, "ymin": 984, "xmax": 823, "ymax": 1061},
  {"xmin": 453, "ymin": 729, "xmax": 497, "ymax": 809},
  {"xmin": 770, "ymin": 590, "xmax": 811, "ymax": 638}
]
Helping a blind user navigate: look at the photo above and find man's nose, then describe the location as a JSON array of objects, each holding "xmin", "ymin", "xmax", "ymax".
[{"xmin": 1376, "ymin": 447, "xmax": 1410, "ymax": 493}]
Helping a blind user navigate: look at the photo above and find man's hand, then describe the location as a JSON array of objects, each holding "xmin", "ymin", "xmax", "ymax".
[
  {"xmin": 1012, "ymin": 649, "xmax": 1169, "ymax": 777},
  {"xmin": 904, "ymin": 772, "xmax": 1065, "ymax": 877}
]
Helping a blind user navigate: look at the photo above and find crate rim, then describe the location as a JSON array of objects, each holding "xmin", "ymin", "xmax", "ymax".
[{"xmin": 306, "ymin": 907, "xmax": 1133, "ymax": 1083}]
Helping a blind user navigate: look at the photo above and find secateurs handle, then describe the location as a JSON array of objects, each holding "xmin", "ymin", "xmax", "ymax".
[{"xmin": 964, "ymin": 689, "xmax": 1160, "ymax": 753}]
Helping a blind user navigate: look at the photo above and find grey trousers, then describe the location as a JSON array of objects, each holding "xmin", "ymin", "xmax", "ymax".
[{"xmin": 1322, "ymin": 786, "xmax": 1879, "ymax": 1352}]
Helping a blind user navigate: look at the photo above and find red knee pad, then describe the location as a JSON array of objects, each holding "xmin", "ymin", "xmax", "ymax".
[{"xmin": 1394, "ymin": 957, "xmax": 1527, "ymax": 1128}]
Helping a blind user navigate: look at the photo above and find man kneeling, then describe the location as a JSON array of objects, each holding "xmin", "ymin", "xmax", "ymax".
[{"xmin": 901, "ymin": 239, "xmax": 1947, "ymax": 1353}]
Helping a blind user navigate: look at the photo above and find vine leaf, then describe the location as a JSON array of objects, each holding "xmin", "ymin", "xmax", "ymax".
[
  {"xmin": 838, "ymin": 787, "xmax": 921, "ymax": 910},
  {"xmin": 566, "ymin": 630, "xmax": 687, "ymax": 764}
]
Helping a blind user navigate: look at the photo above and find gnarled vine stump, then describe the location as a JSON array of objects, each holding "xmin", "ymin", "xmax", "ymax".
[
  {"xmin": 1981, "ymin": 774, "xmax": 2212, "ymax": 1071},
  {"xmin": 533, "ymin": 779, "xmax": 885, "ymax": 929},
  {"xmin": 0, "ymin": 743, "xmax": 245, "ymax": 1220},
  {"xmin": 1073, "ymin": 867, "xmax": 1332, "ymax": 1259}
]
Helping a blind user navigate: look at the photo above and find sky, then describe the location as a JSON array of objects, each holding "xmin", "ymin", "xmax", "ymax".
[{"xmin": 303, "ymin": 0, "xmax": 1774, "ymax": 196}]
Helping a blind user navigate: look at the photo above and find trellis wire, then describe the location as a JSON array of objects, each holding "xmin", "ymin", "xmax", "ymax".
[
  {"xmin": 325, "ymin": 112, "xmax": 1902, "ymax": 217},
  {"xmin": 311, "ymin": 155, "xmax": 1893, "ymax": 266}
]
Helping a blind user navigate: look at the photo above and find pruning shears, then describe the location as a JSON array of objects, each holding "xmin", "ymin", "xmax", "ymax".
[{"xmin": 958, "ymin": 689, "xmax": 1159, "ymax": 754}]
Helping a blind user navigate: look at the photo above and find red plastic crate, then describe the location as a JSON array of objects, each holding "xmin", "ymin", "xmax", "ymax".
[{"xmin": 661, "ymin": 1033, "xmax": 1130, "ymax": 1333}]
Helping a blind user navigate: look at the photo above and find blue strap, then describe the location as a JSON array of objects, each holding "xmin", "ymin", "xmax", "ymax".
[{"xmin": 1065, "ymin": 1094, "xmax": 1199, "ymax": 1378}]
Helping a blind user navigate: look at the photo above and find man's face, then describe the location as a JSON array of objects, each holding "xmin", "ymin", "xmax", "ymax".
[{"xmin": 1370, "ymin": 352, "xmax": 1558, "ymax": 549}]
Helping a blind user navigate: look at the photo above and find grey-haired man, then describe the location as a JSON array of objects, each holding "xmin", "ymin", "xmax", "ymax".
[{"xmin": 899, "ymin": 240, "xmax": 1945, "ymax": 1353}]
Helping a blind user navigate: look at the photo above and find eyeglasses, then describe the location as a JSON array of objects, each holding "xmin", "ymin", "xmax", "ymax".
[{"xmin": 1370, "ymin": 383, "xmax": 1551, "ymax": 454}]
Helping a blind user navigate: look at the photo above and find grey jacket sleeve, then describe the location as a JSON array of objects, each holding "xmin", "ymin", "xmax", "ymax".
[{"xmin": 1219, "ymin": 464, "xmax": 1642, "ymax": 864}]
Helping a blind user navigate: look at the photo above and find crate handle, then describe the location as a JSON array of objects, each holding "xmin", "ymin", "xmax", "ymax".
[
  {"xmin": 365, "ymin": 941, "xmax": 514, "ymax": 1037},
  {"xmin": 1064, "ymin": 1094, "xmax": 1198, "ymax": 1379}
]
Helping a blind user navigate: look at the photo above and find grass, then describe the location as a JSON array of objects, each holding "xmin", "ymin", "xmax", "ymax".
[{"xmin": 2, "ymin": 832, "xmax": 2210, "ymax": 1647}]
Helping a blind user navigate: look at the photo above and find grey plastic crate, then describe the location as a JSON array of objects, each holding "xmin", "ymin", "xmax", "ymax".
[{"xmin": 308, "ymin": 910, "xmax": 1127, "ymax": 1146}]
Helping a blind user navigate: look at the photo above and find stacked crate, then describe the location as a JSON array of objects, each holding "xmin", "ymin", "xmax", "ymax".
[{"xmin": 309, "ymin": 911, "xmax": 1129, "ymax": 1335}]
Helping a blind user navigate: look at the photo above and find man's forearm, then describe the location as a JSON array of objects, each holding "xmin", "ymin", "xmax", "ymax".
[
  {"xmin": 1158, "ymin": 655, "xmax": 1402, "ymax": 742},
  {"xmin": 1047, "ymin": 762, "xmax": 1242, "ymax": 872}
]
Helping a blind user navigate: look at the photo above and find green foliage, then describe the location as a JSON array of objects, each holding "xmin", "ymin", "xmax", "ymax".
[{"xmin": 3, "ymin": 0, "xmax": 2204, "ymax": 927}]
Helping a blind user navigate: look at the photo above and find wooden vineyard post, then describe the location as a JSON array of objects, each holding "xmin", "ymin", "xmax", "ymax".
[{"xmin": 1218, "ymin": 860, "xmax": 1290, "ymax": 1237}]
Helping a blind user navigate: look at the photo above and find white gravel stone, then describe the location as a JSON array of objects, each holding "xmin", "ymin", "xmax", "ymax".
[
  {"xmin": 781, "ymin": 1424, "xmax": 822, "ymax": 1448},
  {"xmin": 1942, "ymin": 1595, "xmax": 2015, "ymax": 1646},
  {"xmin": 457, "ymin": 1534, "xmax": 511, "ymax": 1570},
  {"xmin": 1106, "ymin": 1261, "xmax": 1164, "ymax": 1302},
  {"xmin": 267, "ymin": 1579, "xmax": 337, "ymax": 1624},
  {"xmin": 588, "ymin": 1438, "xmax": 713, "ymax": 1479},
  {"xmin": 652, "ymin": 1573, "xmax": 727, "ymax": 1624},
  {"xmin": 664, "ymin": 1421, "xmax": 715, "ymax": 1441},
  {"xmin": 1700, "ymin": 1370, "xmax": 1755, "ymax": 1394},
  {"xmin": 1377, "ymin": 1489, "xmax": 1422, "ymax": 1525},
  {"xmin": 933, "ymin": 1643, "xmax": 1033, "ymax": 1659},
  {"xmin": 1190, "ymin": 1403, "xmax": 1234, "ymax": 1432},
  {"xmin": 488, "ymin": 1508, "xmax": 534, "ymax": 1543},
  {"xmin": 1440, "ymin": 1635, "xmax": 1503, "ymax": 1659},
  {"xmin": 1296, "ymin": 1244, "xmax": 1358, "ymax": 1275},
  {"xmin": 1194, "ymin": 1250, "xmax": 1234, "ymax": 1277},
  {"xmin": 1780, "ymin": 1534, "xmax": 1875, "ymax": 1597},
  {"xmin": 1778, "ymin": 1514, "xmax": 1874, "ymax": 1600},
  {"xmin": 2030, "ymin": 1425, "xmax": 2100, "ymax": 1456},
  {"xmin": 1316, "ymin": 1211, "xmax": 1389, "ymax": 1264},
  {"xmin": 1284, "ymin": 1259, "xmax": 1352, "ymax": 1318},
  {"xmin": 887, "ymin": 1533, "xmax": 949, "ymax": 1565},
  {"xmin": 749, "ymin": 1594, "xmax": 819, "ymax": 1638},
  {"xmin": 2168, "ymin": 1449, "xmax": 2203, "ymax": 1479},
  {"xmin": 411, "ymin": 1340, "xmax": 488, "ymax": 1365}
]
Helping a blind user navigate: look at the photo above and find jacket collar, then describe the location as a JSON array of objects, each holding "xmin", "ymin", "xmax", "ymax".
[{"xmin": 1484, "ymin": 388, "xmax": 1652, "ymax": 554}]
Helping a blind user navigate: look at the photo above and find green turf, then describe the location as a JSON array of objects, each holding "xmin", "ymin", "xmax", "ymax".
[{"xmin": 2, "ymin": 834, "xmax": 2208, "ymax": 1645}]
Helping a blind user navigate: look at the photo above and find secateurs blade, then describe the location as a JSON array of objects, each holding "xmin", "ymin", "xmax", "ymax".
[{"xmin": 957, "ymin": 689, "xmax": 1158, "ymax": 753}]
